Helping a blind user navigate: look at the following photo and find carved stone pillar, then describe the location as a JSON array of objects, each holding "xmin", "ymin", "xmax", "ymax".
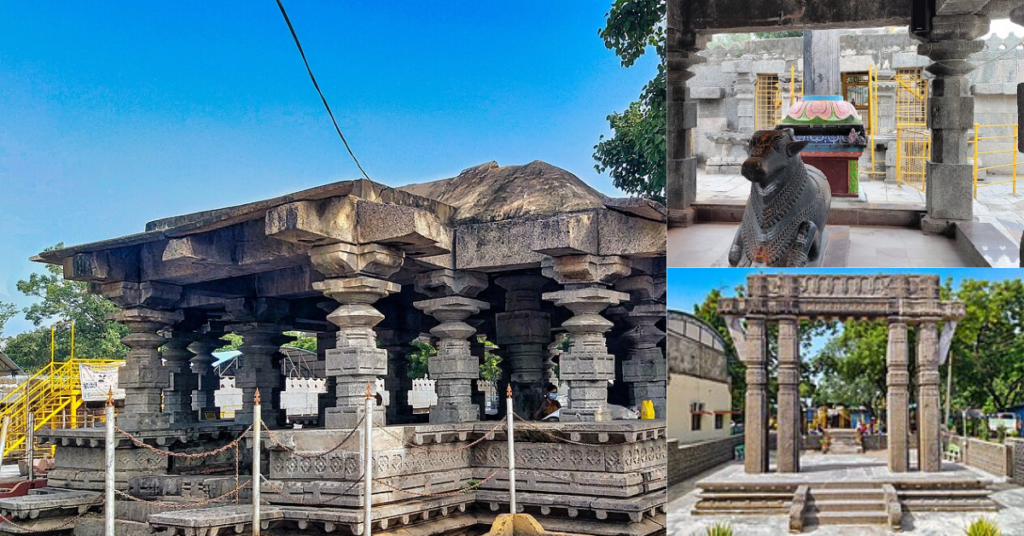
[
  {"xmin": 162, "ymin": 329, "xmax": 198, "ymax": 425},
  {"xmin": 616, "ymin": 275, "xmax": 667, "ymax": 419},
  {"xmin": 188, "ymin": 334, "xmax": 221, "ymax": 420},
  {"xmin": 542, "ymin": 255, "xmax": 629, "ymax": 422},
  {"xmin": 414, "ymin": 270, "xmax": 489, "ymax": 424},
  {"xmin": 666, "ymin": 0, "xmax": 707, "ymax": 227},
  {"xmin": 744, "ymin": 315, "xmax": 769, "ymax": 474},
  {"xmin": 495, "ymin": 275, "xmax": 551, "ymax": 418},
  {"xmin": 876, "ymin": 69, "xmax": 898, "ymax": 136},
  {"xmin": 232, "ymin": 323, "xmax": 289, "ymax": 428},
  {"xmin": 917, "ymin": 319, "xmax": 942, "ymax": 473},
  {"xmin": 776, "ymin": 316, "xmax": 801, "ymax": 474},
  {"xmin": 115, "ymin": 307, "xmax": 183, "ymax": 430},
  {"xmin": 377, "ymin": 324, "xmax": 418, "ymax": 425},
  {"xmin": 916, "ymin": 14, "xmax": 989, "ymax": 231},
  {"xmin": 886, "ymin": 318, "xmax": 910, "ymax": 473},
  {"xmin": 311, "ymin": 243, "xmax": 403, "ymax": 428}
]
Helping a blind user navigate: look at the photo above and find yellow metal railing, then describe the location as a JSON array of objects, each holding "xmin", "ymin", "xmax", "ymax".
[
  {"xmin": 971, "ymin": 123, "xmax": 1022, "ymax": 199},
  {"xmin": 756, "ymin": 73, "xmax": 783, "ymax": 131},
  {"xmin": 896, "ymin": 127, "xmax": 931, "ymax": 192},
  {"xmin": 862, "ymin": 65, "xmax": 886, "ymax": 179}
]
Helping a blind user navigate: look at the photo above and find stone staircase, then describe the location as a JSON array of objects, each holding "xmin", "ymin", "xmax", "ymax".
[
  {"xmin": 791, "ymin": 483, "xmax": 900, "ymax": 531},
  {"xmin": 898, "ymin": 480, "xmax": 999, "ymax": 513},
  {"xmin": 693, "ymin": 482, "xmax": 792, "ymax": 516},
  {"xmin": 825, "ymin": 429, "xmax": 863, "ymax": 454}
]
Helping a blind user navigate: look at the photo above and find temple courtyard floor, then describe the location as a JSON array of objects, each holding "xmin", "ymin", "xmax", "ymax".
[{"xmin": 668, "ymin": 452, "xmax": 1024, "ymax": 536}]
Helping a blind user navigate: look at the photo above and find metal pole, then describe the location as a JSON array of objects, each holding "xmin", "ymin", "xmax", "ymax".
[
  {"xmin": 105, "ymin": 390, "xmax": 115, "ymax": 536},
  {"xmin": 252, "ymin": 389, "xmax": 261, "ymax": 536},
  {"xmin": 26, "ymin": 412, "xmax": 34, "ymax": 482},
  {"xmin": 0, "ymin": 416, "xmax": 9, "ymax": 466},
  {"xmin": 506, "ymin": 385, "xmax": 516, "ymax": 516},
  {"xmin": 364, "ymin": 383, "xmax": 373, "ymax": 536}
]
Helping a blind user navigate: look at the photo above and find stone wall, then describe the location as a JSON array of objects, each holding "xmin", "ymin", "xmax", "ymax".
[
  {"xmin": 945, "ymin": 434, "xmax": 1014, "ymax": 478},
  {"xmin": 668, "ymin": 435, "xmax": 743, "ymax": 485},
  {"xmin": 1009, "ymin": 438, "xmax": 1024, "ymax": 486}
]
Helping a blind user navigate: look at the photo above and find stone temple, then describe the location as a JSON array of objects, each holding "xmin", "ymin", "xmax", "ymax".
[{"xmin": 1, "ymin": 161, "xmax": 667, "ymax": 535}]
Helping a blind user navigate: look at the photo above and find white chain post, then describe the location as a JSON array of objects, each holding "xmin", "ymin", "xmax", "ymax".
[
  {"xmin": 364, "ymin": 382, "xmax": 373, "ymax": 536},
  {"xmin": 25, "ymin": 411, "xmax": 34, "ymax": 482},
  {"xmin": 507, "ymin": 384, "xmax": 515, "ymax": 516},
  {"xmin": 105, "ymin": 389, "xmax": 115, "ymax": 536},
  {"xmin": 0, "ymin": 415, "xmax": 9, "ymax": 467},
  {"xmin": 252, "ymin": 389, "xmax": 262, "ymax": 536}
]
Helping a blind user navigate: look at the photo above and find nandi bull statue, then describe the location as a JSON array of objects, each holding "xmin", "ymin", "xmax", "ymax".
[{"xmin": 728, "ymin": 129, "xmax": 832, "ymax": 267}]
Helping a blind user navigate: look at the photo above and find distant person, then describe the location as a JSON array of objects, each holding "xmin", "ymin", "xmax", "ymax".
[{"xmin": 533, "ymin": 383, "xmax": 560, "ymax": 422}]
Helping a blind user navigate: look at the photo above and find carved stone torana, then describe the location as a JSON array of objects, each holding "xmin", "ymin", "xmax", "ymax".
[
  {"xmin": 311, "ymin": 242, "xmax": 403, "ymax": 428},
  {"xmin": 495, "ymin": 274, "xmax": 551, "ymax": 418},
  {"xmin": 114, "ymin": 307, "xmax": 183, "ymax": 430},
  {"xmin": 616, "ymin": 275, "xmax": 667, "ymax": 419},
  {"xmin": 161, "ymin": 329, "xmax": 198, "ymax": 425},
  {"xmin": 730, "ymin": 130, "xmax": 832, "ymax": 267},
  {"xmin": 414, "ymin": 270, "xmax": 490, "ymax": 424},
  {"xmin": 188, "ymin": 334, "xmax": 221, "ymax": 419}
]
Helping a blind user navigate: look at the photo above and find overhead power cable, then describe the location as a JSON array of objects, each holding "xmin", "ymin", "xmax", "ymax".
[{"xmin": 274, "ymin": 0, "xmax": 371, "ymax": 181}]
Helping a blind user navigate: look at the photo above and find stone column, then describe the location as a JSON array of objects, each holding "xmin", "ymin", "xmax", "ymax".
[
  {"xmin": 916, "ymin": 14, "xmax": 989, "ymax": 231},
  {"xmin": 495, "ymin": 275, "xmax": 551, "ymax": 418},
  {"xmin": 377, "ymin": 324, "xmax": 418, "ymax": 425},
  {"xmin": 162, "ymin": 329, "xmax": 198, "ymax": 425},
  {"xmin": 232, "ymin": 323, "xmax": 289, "ymax": 428},
  {"xmin": 876, "ymin": 69, "xmax": 898, "ymax": 136},
  {"xmin": 776, "ymin": 315, "xmax": 801, "ymax": 473},
  {"xmin": 917, "ymin": 319, "xmax": 942, "ymax": 473},
  {"xmin": 310, "ymin": 243, "xmax": 403, "ymax": 428},
  {"xmin": 414, "ymin": 270, "xmax": 489, "ymax": 424},
  {"xmin": 188, "ymin": 334, "xmax": 221, "ymax": 420},
  {"xmin": 542, "ymin": 255, "xmax": 629, "ymax": 422},
  {"xmin": 886, "ymin": 318, "xmax": 910, "ymax": 473},
  {"xmin": 115, "ymin": 307, "xmax": 183, "ymax": 430},
  {"xmin": 744, "ymin": 315, "xmax": 770, "ymax": 474},
  {"xmin": 616, "ymin": 275, "xmax": 667, "ymax": 419},
  {"xmin": 734, "ymin": 66, "xmax": 757, "ymax": 133},
  {"xmin": 802, "ymin": 30, "xmax": 841, "ymax": 96},
  {"xmin": 667, "ymin": 0, "xmax": 707, "ymax": 227}
]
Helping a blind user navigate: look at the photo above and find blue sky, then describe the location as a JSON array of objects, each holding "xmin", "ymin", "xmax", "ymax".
[{"xmin": 0, "ymin": 2, "xmax": 658, "ymax": 336}]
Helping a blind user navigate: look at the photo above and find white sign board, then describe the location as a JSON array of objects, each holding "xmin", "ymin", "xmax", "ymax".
[{"xmin": 79, "ymin": 362, "xmax": 126, "ymax": 402}]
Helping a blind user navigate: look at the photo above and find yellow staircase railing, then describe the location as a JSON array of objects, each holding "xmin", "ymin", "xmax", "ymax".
[{"xmin": 0, "ymin": 358, "xmax": 122, "ymax": 458}]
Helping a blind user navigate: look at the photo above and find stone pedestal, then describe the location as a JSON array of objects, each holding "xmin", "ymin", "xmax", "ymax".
[
  {"xmin": 188, "ymin": 336, "xmax": 221, "ymax": 419},
  {"xmin": 887, "ymin": 319, "xmax": 910, "ymax": 473},
  {"xmin": 162, "ymin": 330, "xmax": 198, "ymax": 425},
  {"xmin": 917, "ymin": 320, "xmax": 942, "ymax": 473},
  {"xmin": 414, "ymin": 270, "xmax": 490, "ymax": 424},
  {"xmin": 115, "ymin": 307, "xmax": 182, "ymax": 431},
  {"xmin": 310, "ymin": 242, "xmax": 404, "ymax": 429},
  {"xmin": 232, "ymin": 323, "xmax": 289, "ymax": 428},
  {"xmin": 744, "ymin": 316, "xmax": 769, "ymax": 474},
  {"xmin": 917, "ymin": 15, "xmax": 989, "ymax": 228},
  {"xmin": 776, "ymin": 316, "xmax": 801, "ymax": 474},
  {"xmin": 667, "ymin": 11, "xmax": 707, "ymax": 227},
  {"xmin": 495, "ymin": 275, "xmax": 551, "ymax": 418}
]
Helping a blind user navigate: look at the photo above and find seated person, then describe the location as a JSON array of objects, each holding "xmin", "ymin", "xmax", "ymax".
[{"xmin": 532, "ymin": 383, "xmax": 561, "ymax": 421}]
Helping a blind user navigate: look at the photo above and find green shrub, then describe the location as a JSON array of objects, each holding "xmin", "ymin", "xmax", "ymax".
[
  {"xmin": 964, "ymin": 517, "xmax": 1001, "ymax": 536},
  {"xmin": 705, "ymin": 523, "xmax": 734, "ymax": 536}
]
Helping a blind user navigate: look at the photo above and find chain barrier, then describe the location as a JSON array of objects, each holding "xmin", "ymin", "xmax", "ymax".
[
  {"xmin": 0, "ymin": 494, "xmax": 103, "ymax": 532},
  {"xmin": 259, "ymin": 474, "xmax": 364, "ymax": 505},
  {"xmin": 376, "ymin": 418, "xmax": 506, "ymax": 453},
  {"xmin": 113, "ymin": 477, "xmax": 252, "ymax": 509},
  {"xmin": 114, "ymin": 424, "xmax": 252, "ymax": 459},
  {"xmin": 512, "ymin": 412, "xmax": 609, "ymax": 446},
  {"xmin": 373, "ymin": 467, "xmax": 502, "ymax": 498},
  {"xmin": 261, "ymin": 416, "xmax": 363, "ymax": 459}
]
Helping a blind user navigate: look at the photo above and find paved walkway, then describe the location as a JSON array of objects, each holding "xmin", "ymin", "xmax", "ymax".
[
  {"xmin": 669, "ymin": 452, "xmax": 1024, "ymax": 536},
  {"xmin": 697, "ymin": 171, "xmax": 1024, "ymax": 244}
]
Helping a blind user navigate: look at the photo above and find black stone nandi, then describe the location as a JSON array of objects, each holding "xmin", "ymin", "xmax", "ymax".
[{"xmin": 728, "ymin": 129, "xmax": 832, "ymax": 267}]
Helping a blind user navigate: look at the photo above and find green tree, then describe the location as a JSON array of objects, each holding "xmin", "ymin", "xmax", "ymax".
[
  {"xmin": 692, "ymin": 288, "xmax": 746, "ymax": 411},
  {"xmin": 217, "ymin": 333, "xmax": 243, "ymax": 352},
  {"xmin": 0, "ymin": 301, "xmax": 16, "ymax": 339},
  {"xmin": 754, "ymin": 31, "xmax": 803, "ymax": 39},
  {"xmin": 706, "ymin": 33, "xmax": 752, "ymax": 49},
  {"xmin": 479, "ymin": 336, "xmax": 503, "ymax": 382},
  {"xmin": 406, "ymin": 341, "xmax": 435, "ymax": 380},
  {"xmin": 3, "ymin": 246, "xmax": 127, "ymax": 371},
  {"xmin": 283, "ymin": 331, "xmax": 316, "ymax": 353},
  {"xmin": 594, "ymin": 0, "xmax": 666, "ymax": 201},
  {"xmin": 809, "ymin": 320, "xmax": 893, "ymax": 421}
]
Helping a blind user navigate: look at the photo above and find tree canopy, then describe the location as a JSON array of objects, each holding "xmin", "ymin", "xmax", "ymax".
[{"xmin": 594, "ymin": 0, "xmax": 666, "ymax": 202}]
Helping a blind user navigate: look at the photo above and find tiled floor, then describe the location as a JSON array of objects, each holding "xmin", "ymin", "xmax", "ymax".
[
  {"xmin": 669, "ymin": 452, "xmax": 1024, "ymax": 536},
  {"xmin": 696, "ymin": 171, "xmax": 1024, "ymax": 244},
  {"xmin": 668, "ymin": 224, "xmax": 969, "ymax": 268}
]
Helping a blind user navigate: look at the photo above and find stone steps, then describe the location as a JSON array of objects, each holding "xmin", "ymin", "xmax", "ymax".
[
  {"xmin": 808, "ymin": 488, "xmax": 885, "ymax": 501},
  {"xmin": 805, "ymin": 511, "xmax": 890, "ymax": 526},
  {"xmin": 807, "ymin": 499, "xmax": 886, "ymax": 513}
]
